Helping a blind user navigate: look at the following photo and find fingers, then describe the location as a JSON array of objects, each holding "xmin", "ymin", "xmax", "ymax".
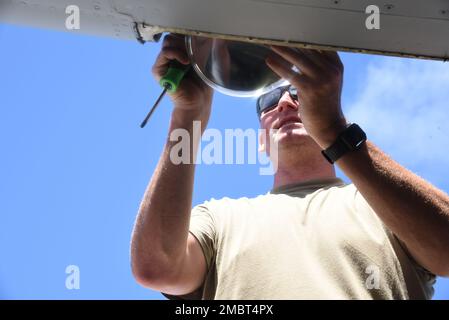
[
  {"xmin": 307, "ymin": 49, "xmax": 343, "ymax": 71},
  {"xmin": 269, "ymin": 45, "xmax": 342, "ymax": 76},
  {"xmin": 152, "ymin": 33, "xmax": 190, "ymax": 81},
  {"xmin": 266, "ymin": 51, "xmax": 307, "ymax": 86},
  {"xmin": 320, "ymin": 50, "xmax": 342, "ymax": 65},
  {"xmin": 269, "ymin": 45, "xmax": 319, "ymax": 75},
  {"xmin": 162, "ymin": 33, "xmax": 189, "ymax": 64}
]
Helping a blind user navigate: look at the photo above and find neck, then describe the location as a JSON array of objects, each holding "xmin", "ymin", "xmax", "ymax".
[{"xmin": 272, "ymin": 144, "xmax": 336, "ymax": 189}]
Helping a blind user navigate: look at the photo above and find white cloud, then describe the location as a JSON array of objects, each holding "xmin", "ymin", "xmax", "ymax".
[{"xmin": 346, "ymin": 56, "xmax": 449, "ymax": 186}]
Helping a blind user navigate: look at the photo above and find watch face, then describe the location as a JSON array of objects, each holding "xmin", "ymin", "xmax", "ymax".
[
  {"xmin": 341, "ymin": 124, "xmax": 367, "ymax": 150},
  {"xmin": 322, "ymin": 123, "xmax": 367, "ymax": 164}
]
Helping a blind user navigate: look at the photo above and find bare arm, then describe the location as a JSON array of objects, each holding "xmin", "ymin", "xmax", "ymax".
[{"xmin": 131, "ymin": 33, "xmax": 214, "ymax": 294}]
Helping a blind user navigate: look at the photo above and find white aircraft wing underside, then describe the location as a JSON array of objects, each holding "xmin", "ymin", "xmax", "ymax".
[{"xmin": 1, "ymin": 0, "xmax": 448, "ymax": 61}]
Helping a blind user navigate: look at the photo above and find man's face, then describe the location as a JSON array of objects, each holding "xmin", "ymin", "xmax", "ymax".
[{"xmin": 258, "ymin": 88, "xmax": 315, "ymax": 156}]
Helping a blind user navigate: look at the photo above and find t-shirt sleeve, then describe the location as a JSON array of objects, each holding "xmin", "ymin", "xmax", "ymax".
[
  {"xmin": 161, "ymin": 202, "xmax": 217, "ymax": 300},
  {"xmin": 188, "ymin": 203, "xmax": 217, "ymax": 270},
  {"xmin": 391, "ymin": 233, "xmax": 436, "ymax": 295}
]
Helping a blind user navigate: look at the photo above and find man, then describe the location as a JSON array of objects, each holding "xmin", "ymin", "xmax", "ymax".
[{"xmin": 130, "ymin": 33, "xmax": 449, "ymax": 299}]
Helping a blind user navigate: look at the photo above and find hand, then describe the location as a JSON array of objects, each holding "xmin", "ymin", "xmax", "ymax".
[
  {"xmin": 152, "ymin": 33, "xmax": 214, "ymax": 122},
  {"xmin": 266, "ymin": 45, "xmax": 348, "ymax": 148}
]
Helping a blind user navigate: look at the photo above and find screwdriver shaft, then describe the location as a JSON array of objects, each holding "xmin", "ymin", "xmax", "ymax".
[{"xmin": 140, "ymin": 87, "xmax": 168, "ymax": 128}]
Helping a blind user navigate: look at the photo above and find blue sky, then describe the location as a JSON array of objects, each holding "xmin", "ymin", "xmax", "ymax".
[{"xmin": 0, "ymin": 23, "xmax": 448, "ymax": 300}]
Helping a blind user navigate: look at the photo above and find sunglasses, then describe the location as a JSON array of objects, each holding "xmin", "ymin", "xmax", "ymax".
[{"xmin": 256, "ymin": 85, "xmax": 298, "ymax": 118}]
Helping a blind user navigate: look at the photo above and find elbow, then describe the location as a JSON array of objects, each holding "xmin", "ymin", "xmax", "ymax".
[
  {"xmin": 436, "ymin": 239, "xmax": 449, "ymax": 277},
  {"xmin": 425, "ymin": 251, "xmax": 449, "ymax": 278},
  {"xmin": 440, "ymin": 270, "xmax": 449, "ymax": 278},
  {"xmin": 130, "ymin": 232, "xmax": 187, "ymax": 290},
  {"xmin": 131, "ymin": 253, "xmax": 183, "ymax": 290},
  {"xmin": 131, "ymin": 258, "xmax": 153, "ymax": 288},
  {"xmin": 131, "ymin": 260, "xmax": 169, "ymax": 289},
  {"xmin": 435, "ymin": 257, "xmax": 449, "ymax": 277},
  {"xmin": 130, "ymin": 252, "xmax": 165, "ymax": 288},
  {"xmin": 431, "ymin": 266, "xmax": 449, "ymax": 278},
  {"xmin": 132, "ymin": 265, "xmax": 183, "ymax": 293},
  {"xmin": 129, "ymin": 236, "xmax": 166, "ymax": 288}
]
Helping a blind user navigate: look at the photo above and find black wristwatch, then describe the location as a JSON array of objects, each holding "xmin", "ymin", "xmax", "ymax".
[{"xmin": 321, "ymin": 123, "xmax": 367, "ymax": 164}]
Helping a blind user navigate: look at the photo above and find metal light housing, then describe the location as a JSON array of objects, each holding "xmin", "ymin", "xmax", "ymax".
[{"xmin": 186, "ymin": 35, "xmax": 287, "ymax": 97}]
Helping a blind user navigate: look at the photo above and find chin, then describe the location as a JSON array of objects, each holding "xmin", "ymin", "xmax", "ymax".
[
  {"xmin": 275, "ymin": 128, "xmax": 317, "ymax": 152},
  {"xmin": 265, "ymin": 125, "xmax": 313, "ymax": 155}
]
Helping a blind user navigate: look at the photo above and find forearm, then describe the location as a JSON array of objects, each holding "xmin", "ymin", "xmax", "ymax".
[
  {"xmin": 131, "ymin": 109, "xmax": 204, "ymax": 278},
  {"xmin": 336, "ymin": 140, "xmax": 449, "ymax": 276}
]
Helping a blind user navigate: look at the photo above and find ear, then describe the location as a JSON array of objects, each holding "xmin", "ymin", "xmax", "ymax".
[{"xmin": 258, "ymin": 130, "xmax": 266, "ymax": 153}]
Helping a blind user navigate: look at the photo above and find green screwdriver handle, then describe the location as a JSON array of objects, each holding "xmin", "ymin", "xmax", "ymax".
[{"xmin": 159, "ymin": 60, "xmax": 191, "ymax": 93}]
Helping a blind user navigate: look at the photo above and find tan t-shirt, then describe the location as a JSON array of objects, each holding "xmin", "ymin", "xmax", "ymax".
[{"xmin": 163, "ymin": 178, "xmax": 436, "ymax": 300}]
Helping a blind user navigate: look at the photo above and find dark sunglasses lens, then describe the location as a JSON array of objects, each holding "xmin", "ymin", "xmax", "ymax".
[
  {"xmin": 259, "ymin": 90, "xmax": 280, "ymax": 114},
  {"xmin": 258, "ymin": 85, "xmax": 296, "ymax": 116},
  {"xmin": 289, "ymin": 86, "xmax": 298, "ymax": 99}
]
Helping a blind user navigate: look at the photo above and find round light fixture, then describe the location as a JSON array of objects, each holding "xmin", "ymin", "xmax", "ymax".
[{"xmin": 186, "ymin": 35, "xmax": 287, "ymax": 97}]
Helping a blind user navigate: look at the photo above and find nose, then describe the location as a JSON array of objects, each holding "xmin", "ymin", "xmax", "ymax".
[{"xmin": 276, "ymin": 91, "xmax": 298, "ymax": 114}]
